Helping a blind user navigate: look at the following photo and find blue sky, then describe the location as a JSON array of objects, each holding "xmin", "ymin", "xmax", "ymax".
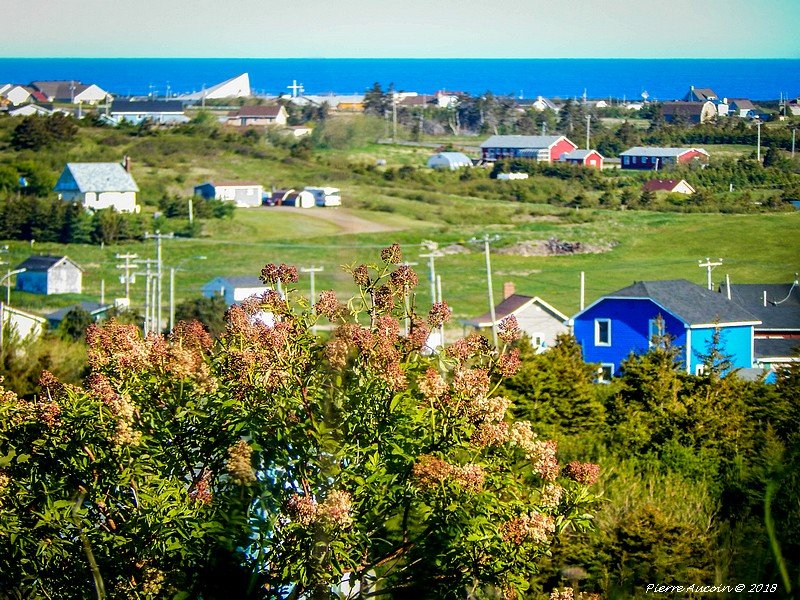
[{"xmin": 4, "ymin": 0, "xmax": 799, "ymax": 58}]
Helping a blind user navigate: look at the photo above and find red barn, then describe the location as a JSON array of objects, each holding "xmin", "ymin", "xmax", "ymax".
[
  {"xmin": 560, "ymin": 149, "xmax": 604, "ymax": 169},
  {"xmin": 480, "ymin": 135, "xmax": 578, "ymax": 163}
]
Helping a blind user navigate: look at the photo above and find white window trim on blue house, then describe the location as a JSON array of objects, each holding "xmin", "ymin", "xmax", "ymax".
[
  {"xmin": 594, "ymin": 318, "xmax": 611, "ymax": 346},
  {"xmin": 599, "ymin": 363, "xmax": 615, "ymax": 383}
]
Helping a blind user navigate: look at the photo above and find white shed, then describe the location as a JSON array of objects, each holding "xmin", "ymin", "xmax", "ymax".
[{"xmin": 427, "ymin": 152, "xmax": 472, "ymax": 170}]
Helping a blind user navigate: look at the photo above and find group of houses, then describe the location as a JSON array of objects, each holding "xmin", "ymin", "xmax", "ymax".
[{"xmin": 4, "ymin": 249, "xmax": 796, "ymax": 382}]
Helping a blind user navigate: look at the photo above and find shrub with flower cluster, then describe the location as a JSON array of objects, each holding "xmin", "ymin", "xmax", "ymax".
[{"xmin": 0, "ymin": 247, "xmax": 599, "ymax": 600}]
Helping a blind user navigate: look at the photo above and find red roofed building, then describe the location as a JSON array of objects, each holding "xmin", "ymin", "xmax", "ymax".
[{"xmin": 642, "ymin": 179, "xmax": 696, "ymax": 195}]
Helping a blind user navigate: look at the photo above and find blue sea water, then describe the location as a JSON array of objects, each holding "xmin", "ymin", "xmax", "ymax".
[{"xmin": 0, "ymin": 58, "xmax": 798, "ymax": 101}]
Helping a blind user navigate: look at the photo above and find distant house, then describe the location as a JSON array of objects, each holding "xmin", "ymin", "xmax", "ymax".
[
  {"xmin": 8, "ymin": 104, "xmax": 53, "ymax": 117},
  {"xmin": 304, "ymin": 187, "xmax": 342, "ymax": 207},
  {"xmin": 16, "ymin": 255, "xmax": 83, "ymax": 295},
  {"xmin": 288, "ymin": 94, "xmax": 365, "ymax": 112},
  {"xmin": 571, "ymin": 279, "xmax": 761, "ymax": 379},
  {"xmin": 30, "ymin": 81, "xmax": 111, "ymax": 104},
  {"xmin": 619, "ymin": 147, "xmax": 709, "ymax": 171},
  {"xmin": 1, "ymin": 305, "xmax": 47, "ymax": 341},
  {"xmin": 480, "ymin": 135, "xmax": 578, "ymax": 163},
  {"xmin": 435, "ymin": 90, "xmax": 461, "ymax": 108},
  {"xmin": 226, "ymin": 105, "xmax": 288, "ymax": 126},
  {"xmin": 560, "ymin": 149, "xmax": 604, "ymax": 169},
  {"xmin": 642, "ymin": 179, "xmax": 696, "ymax": 195},
  {"xmin": 0, "ymin": 84, "xmax": 33, "ymax": 106},
  {"xmin": 53, "ymin": 161, "xmax": 139, "ymax": 213},
  {"xmin": 194, "ymin": 181, "xmax": 264, "ymax": 208},
  {"xmin": 684, "ymin": 86, "xmax": 718, "ymax": 102},
  {"xmin": 719, "ymin": 282, "xmax": 800, "ymax": 372},
  {"xmin": 529, "ymin": 96, "xmax": 560, "ymax": 112},
  {"xmin": 45, "ymin": 302, "xmax": 113, "ymax": 329},
  {"xmin": 463, "ymin": 283, "xmax": 569, "ymax": 350},
  {"xmin": 399, "ymin": 94, "xmax": 434, "ymax": 108},
  {"xmin": 110, "ymin": 100, "xmax": 188, "ymax": 124},
  {"xmin": 728, "ymin": 99, "xmax": 757, "ymax": 118},
  {"xmin": 427, "ymin": 152, "xmax": 472, "ymax": 170},
  {"xmin": 662, "ymin": 101, "xmax": 717, "ymax": 124},
  {"xmin": 202, "ymin": 276, "xmax": 268, "ymax": 306}
]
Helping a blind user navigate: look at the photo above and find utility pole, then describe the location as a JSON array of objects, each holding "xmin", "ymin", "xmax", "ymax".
[
  {"xmin": 469, "ymin": 235, "xmax": 500, "ymax": 347},
  {"xmin": 144, "ymin": 231, "xmax": 174, "ymax": 333},
  {"xmin": 300, "ymin": 266, "xmax": 324, "ymax": 333},
  {"xmin": 755, "ymin": 119, "xmax": 762, "ymax": 163},
  {"xmin": 698, "ymin": 257, "xmax": 723, "ymax": 291},
  {"xmin": 116, "ymin": 252, "xmax": 138, "ymax": 302},
  {"xmin": 420, "ymin": 240, "xmax": 443, "ymax": 307},
  {"xmin": 585, "ymin": 114, "xmax": 591, "ymax": 150},
  {"xmin": 792, "ymin": 128, "xmax": 796, "ymax": 158},
  {"xmin": 135, "ymin": 259, "xmax": 159, "ymax": 335},
  {"xmin": 392, "ymin": 90, "xmax": 398, "ymax": 143}
]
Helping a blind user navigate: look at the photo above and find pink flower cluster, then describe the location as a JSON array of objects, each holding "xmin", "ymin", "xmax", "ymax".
[
  {"xmin": 319, "ymin": 490, "xmax": 353, "ymax": 528},
  {"xmin": 452, "ymin": 368, "xmax": 490, "ymax": 399},
  {"xmin": 427, "ymin": 301, "xmax": 452, "ymax": 328},
  {"xmin": 315, "ymin": 290, "xmax": 345, "ymax": 321},
  {"xmin": 380, "ymin": 243, "xmax": 403, "ymax": 264},
  {"xmin": 286, "ymin": 494, "xmax": 318, "ymax": 527},
  {"xmin": 564, "ymin": 461, "xmax": 601, "ymax": 485},
  {"xmin": 531, "ymin": 440, "xmax": 560, "ymax": 481},
  {"xmin": 418, "ymin": 368, "xmax": 447, "ymax": 401},
  {"xmin": 446, "ymin": 332, "xmax": 491, "ymax": 363},
  {"xmin": 497, "ymin": 348, "xmax": 522, "ymax": 377},
  {"xmin": 498, "ymin": 316, "xmax": 521, "ymax": 344},
  {"xmin": 389, "ymin": 265, "xmax": 419, "ymax": 289},
  {"xmin": 189, "ymin": 469, "xmax": 213, "ymax": 505},
  {"xmin": 412, "ymin": 455, "xmax": 485, "ymax": 493}
]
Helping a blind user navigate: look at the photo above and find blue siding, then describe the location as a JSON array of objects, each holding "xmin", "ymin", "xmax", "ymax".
[
  {"xmin": 689, "ymin": 325, "xmax": 754, "ymax": 373},
  {"xmin": 16, "ymin": 272, "xmax": 48, "ymax": 295},
  {"xmin": 573, "ymin": 298, "xmax": 687, "ymax": 373},
  {"xmin": 194, "ymin": 183, "xmax": 216, "ymax": 200}
]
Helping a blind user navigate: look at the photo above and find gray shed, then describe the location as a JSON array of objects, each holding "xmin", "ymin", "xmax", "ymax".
[{"xmin": 427, "ymin": 152, "xmax": 472, "ymax": 170}]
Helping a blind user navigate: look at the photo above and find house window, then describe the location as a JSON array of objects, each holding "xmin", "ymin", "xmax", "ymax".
[
  {"xmin": 598, "ymin": 363, "xmax": 615, "ymax": 383},
  {"xmin": 595, "ymin": 319, "xmax": 611, "ymax": 346},
  {"xmin": 531, "ymin": 333, "xmax": 545, "ymax": 347},
  {"xmin": 648, "ymin": 318, "xmax": 664, "ymax": 347},
  {"xmin": 623, "ymin": 156, "xmax": 630, "ymax": 165},
  {"xmin": 632, "ymin": 156, "xmax": 638, "ymax": 164}
]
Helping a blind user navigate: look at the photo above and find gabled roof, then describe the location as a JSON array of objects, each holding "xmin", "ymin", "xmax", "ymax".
[
  {"xmin": 229, "ymin": 105, "xmax": 284, "ymax": 118},
  {"xmin": 110, "ymin": 100, "xmax": 185, "ymax": 114},
  {"xmin": 464, "ymin": 294, "xmax": 568, "ymax": 327},
  {"xmin": 620, "ymin": 146, "xmax": 709, "ymax": 158},
  {"xmin": 16, "ymin": 255, "xmax": 83, "ymax": 273},
  {"xmin": 729, "ymin": 98, "xmax": 756, "ymax": 110},
  {"xmin": 561, "ymin": 149, "xmax": 602, "ymax": 160},
  {"xmin": 54, "ymin": 163, "xmax": 139, "ymax": 193},
  {"xmin": 686, "ymin": 87, "xmax": 718, "ymax": 101},
  {"xmin": 642, "ymin": 179, "xmax": 693, "ymax": 192},
  {"xmin": 719, "ymin": 283, "xmax": 800, "ymax": 330},
  {"xmin": 46, "ymin": 302, "xmax": 112, "ymax": 324},
  {"xmin": 576, "ymin": 279, "xmax": 760, "ymax": 327},
  {"xmin": 399, "ymin": 94, "xmax": 433, "ymax": 107},
  {"xmin": 30, "ymin": 80, "xmax": 91, "ymax": 101},
  {"xmin": 429, "ymin": 152, "xmax": 472, "ymax": 163},
  {"xmin": 203, "ymin": 276, "xmax": 266, "ymax": 289},
  {"xmin": 480, "ymin": 135, "xmax": 567, "ymax": 149},
  {"xmin": 662, "ymin": 101, "xmax": 711, "ymax": 116}
]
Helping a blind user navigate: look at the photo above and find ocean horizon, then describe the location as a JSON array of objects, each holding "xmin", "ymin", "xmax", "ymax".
[{"xmin": 1, "ymin": 58, "xmax": 798, "ymax": 101}]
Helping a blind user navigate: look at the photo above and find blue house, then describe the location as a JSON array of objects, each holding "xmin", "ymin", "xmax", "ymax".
[{"xmin": 571, "ymin": 280, "xmax": 761, "ymax": 380}]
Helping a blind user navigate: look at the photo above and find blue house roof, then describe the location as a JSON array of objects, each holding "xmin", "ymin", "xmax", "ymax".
[{"xmin": 577, "ymin": 279, "xmax": 760, "ymax": 327}]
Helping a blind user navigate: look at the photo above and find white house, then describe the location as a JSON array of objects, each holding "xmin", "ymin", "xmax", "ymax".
[
  {"xmin": 427, "ymin": 152, "xmax": 472, "ymax": 170},
  {"xmin": 54, "ymin": 161, "xmax": 140, "ymax": 213},
  {"xmin": 1, "ymin": 305, "xmax": 46, "ymax": 341},
  {"xmin": 202, "ymin": 276, "xmax": 268, "ymax": 306},
  {"xmin": 530, "ymin": 96, "xmax": 560, "ymax": 112},
  {"xmin": 8, "ymin": 104, "xmax": 53, "ymax": 117},
  {"xmin": 304, "ymin": 187, "xmax": 342, "ymax": 207},
  {"xmin": 16, "ymin": 255, "xmax": 83, "ymax": 295},
  {"xmin": 110, "ymin": 100, "xmax": 188, "ymax": 124},
  {"xmin": 194, "ymin": 181, "xmax": 264, "ymax": 208},
  {"xmin": 1, "ymin": 84, "xmax": 33, "ymax": 106},
  {"xmin": 463, "ymin": 283, "xmax": 569, "ymax": 350}
]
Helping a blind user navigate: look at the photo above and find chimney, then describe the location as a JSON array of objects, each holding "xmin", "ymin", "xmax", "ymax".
[
  {"xmin": 123, "ymin": 155, "xmax": 131, "ymax": 173},
  {"xmin": 503, "ymin": 281, "xmax": 516, "ymax": 300}
]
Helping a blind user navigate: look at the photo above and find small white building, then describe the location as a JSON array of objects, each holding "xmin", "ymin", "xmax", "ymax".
[
  {"xmin": 194, "ymin": 181, "xmax": 264, "ymax": 208},
  {"xmin": 427, "ymin": 152, "xmax": 472, "ymax": 170},
  {"xmin": 0, "ymin": 84, "xmax": 33, "ymax": 106},
  {"xmin": 110, "ymin": 100, "xmax": 188, "ymax": 124},
  {"xmin": 304, "ymin": 187, "xmax": 342, "ymax": 207},
  {"xmin": 463, "ymin": 284, "xmax": 569, "ymax": 350},
  {"xmin": 16, "ymin": 255, "xmax": 83, "ymax": 295},
  {"xmin": 1, "ymin": 305, "xmax": 46, "ymax": 341},
  {"xmin": 54, "ymin": 161, "xmax": 139, "ymax": 213},
  {"xmin": 30, "ymin": 81, "xmax": 111, "ymax": 105},
  {"xmin": 8, "ymin": 104, "xmax": 53, "ymax": 117},
  {"xmin": 202, "ymin": 276, "xmax": 268, "ymax": 306}
]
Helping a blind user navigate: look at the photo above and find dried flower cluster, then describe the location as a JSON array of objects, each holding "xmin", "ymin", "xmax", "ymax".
[
  {"xmin": 498, "ymin": 316, "xmax": 521, "ymax": 344},
  {"xmin": 318, "ymin": 490, "xmax": 353, "ymax": 528},
  {"xmin": 499, "ymin": 512, "xmax": 555, "ymax": 545},
  {"xmin": 452, "ymin": 368, "xmax": 490, "ymax": 399},
  {"xmin": 418, "ymin": 368, "xmax": 447, "ymax": 401},
  {"xmin": 286, "ymin": 494, "xmax": 318, "ymax": 527},
  {"xmin": 531, "ymin": 440, "xmax": 560, "ymax": 481},
  {"xmin": 260, "ymin": 262, "xmax": 298, "ymax": 285},
  {"xmin": 540, "ymin": 484, "xmax": 564, "ymax": 508},
  {"xmin": 189, "ymin": 469, "xmax": 213, "ymax": 505},
  {"xmin": 564, "ymin": 461, "xmax": 601, "ymax": 486},
  {"xmin": 226, "ymin": 440, "xmax": 256, "ymax": 486},
  {"xmin": 497, "ymin": 348, "xmax": 522, "ymax": 377},
  {"xmin": 380, "ymin": 243, "xmax": 403, "ymax": 264},
  {"xmin": 315, "ymin": 290, "xmax": 345, "ymax": 321},
  {"xmin": 140, "ymin": 567, "xmax": 165, "ymax": 596},
  {"xmin": 427, "ymin": 301, "xmax": 452, "ymax": 328},
  {"xmin": 412, "ymin": 455, "xmax": 485, "ymax": 493}
]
